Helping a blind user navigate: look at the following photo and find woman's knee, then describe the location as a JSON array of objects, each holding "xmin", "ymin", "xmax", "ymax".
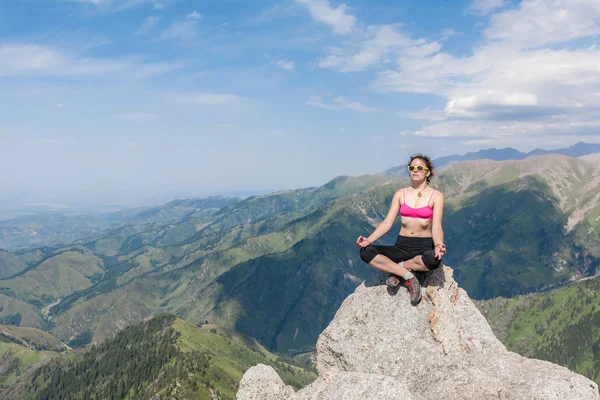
[
  {"xmin": 360, "ymin": 245, "xmax": 378, "ymax": 264},
  {"xmin": 421, "ymin": 250, "xmax": 441, "ymax": 270}
]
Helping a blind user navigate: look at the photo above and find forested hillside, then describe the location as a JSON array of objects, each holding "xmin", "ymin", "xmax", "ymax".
[
  {"xmin": 0, "ymin": 315, "xmax": 315, "ymax": 399},
  {"xmin": 478, "ymin": 274, "xmax": 600, "ymax": 386}
]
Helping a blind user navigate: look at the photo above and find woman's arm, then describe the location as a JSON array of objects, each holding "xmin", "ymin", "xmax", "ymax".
[
  {"xmin": 431, "ymin": 192, "xmax": 446, "ymax": 258},
  {"xmin": 360, "ymin": 189, "xmax": 402, "ymax": 245}
]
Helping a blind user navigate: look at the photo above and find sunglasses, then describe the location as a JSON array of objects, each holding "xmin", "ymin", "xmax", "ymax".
[{"xmin": 407, "ymin": 165, "xmax": 429, "ymax": 172}]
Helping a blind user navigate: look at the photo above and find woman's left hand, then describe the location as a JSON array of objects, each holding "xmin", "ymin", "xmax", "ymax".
[{"xmin": 435, "ymin": 243, "xmax": 446, "ymax": 259}]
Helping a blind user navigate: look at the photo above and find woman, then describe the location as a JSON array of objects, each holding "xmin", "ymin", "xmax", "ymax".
[{"xmin": 357, "ymin": 154, "xmax": 446, "ymax": 306}]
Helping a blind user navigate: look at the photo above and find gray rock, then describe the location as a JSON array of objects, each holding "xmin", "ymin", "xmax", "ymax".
[
  {"xmin": 237, "ymin": 363, "xmax": 295, "ymax": 400},
  {"xmin": 238, "ymin": 266, "xmax": 600, "ymax": 400}
]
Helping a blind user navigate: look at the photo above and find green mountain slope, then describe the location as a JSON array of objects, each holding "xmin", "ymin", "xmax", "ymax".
[
  {"xmin": 2, "ymin": 155, "xmax": 600, "ymax": 355},
  {"xmin": 477, "ymin": 275, "xmax": 600, "ymax": 386},
  {"xmin": 0, "ymin": 250, "xmax": 104, "ymax": 305},
  {"xmin": 0, "ymin": 315, "xmax": 315, "ymax": 400},
  {"xmin": 0, "ymin": 326, "xmax": 63, "ymax": 387},
  {"xmin": 36, "ymin": 175, "xmax": 392, "ymax": 345},
  {"xmin": 0, "ymin": 294, "xmax": 44, "ymax": 328},
  {"xmin": 0, "ymin": 251, "xmax": 28, "ymax": 280}
]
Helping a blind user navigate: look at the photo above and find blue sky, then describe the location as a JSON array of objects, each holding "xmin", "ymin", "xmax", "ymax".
[{"xmin": 1, "ymin": 0, "xmax": 600, "ymax": 205}]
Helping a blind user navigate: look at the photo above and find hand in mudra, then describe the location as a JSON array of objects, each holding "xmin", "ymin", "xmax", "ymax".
[
  {"xmin": 356, "ymin": 236, "xmax": 371, "ymax": 248},
  {"xmin": 435, "ymin": 243, "xmax": 446, "ymax": 259}
]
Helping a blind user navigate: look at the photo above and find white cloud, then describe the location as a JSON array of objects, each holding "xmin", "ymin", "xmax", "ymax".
[
  {"xmin": 318, "ymin": 24, "xmax": 422, "ymax": 72},
  {"xmin": 355, "ymin": 0, "xmax": 600, "ymax": 143},
  {"xmin": 55, "ymin": 103, "xmax": 65, "ymax": 108},
  {"xmin": 484, "ymin": 0, "xmax": 600, "ymax": 48},
  {"xmin": 0, "ymin": 43, "xmax": 182, "ymax": 78},
  {"xmin": 187, "ymin": 11, "xmax": 202, "ymax": 20},
  {"xmin": 115, "ymin": 113, "xmax": 160, "ymax": 121},
  {"xmin": 135, "ymin": 16, "xmax": 160, "ymax": 36},
  {"xmin": 466, "ymin": 0, "xmax": 507, "ymax": 15},
  {"xmin": 173, "ymin": 93, "xmax": 242, "ymax": 105},
  {"xmin": 274, "ymin": 60, "xmax": 295, "ymax": 70},
  {"xmin": 295, "ymin": 0, "xmax": 356, "ymax": 35},
  {"xmin": 307, "ymin": 94, "xmax": 378, "ymax": 112},
  {"xmin": 444, "ymin": 90, "xmax": 539, "ymax": 118},
  {"xmin": 160, "ymin": 20, "xmax": 198, "ymax": 41}
]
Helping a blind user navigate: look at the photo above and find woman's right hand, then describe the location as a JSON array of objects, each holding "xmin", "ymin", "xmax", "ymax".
[{"xmin": 356, "ymin": 236, "xmax": 371, "ymax": 248}]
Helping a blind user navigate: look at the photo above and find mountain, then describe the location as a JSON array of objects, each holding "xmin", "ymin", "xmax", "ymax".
[
  {"xmin": 477, "ymin": 273, "xmax": 600, "ymax": 386},
  {"xmin": 383, "ymin": 141, "xmax": 600, "ymax": 175},
  {"xmin": 238, "ymin": 266, "xmax": 599, "ymax": 399},
  {"xmin": 1, "ymin": 155, "xmax": 600, "ymax": 357},
  {"xmin": 0, "ymin": 315, "xmax": 316, "ymax": 399},
  {"xmin": 0, "ymin": 196, "xmax": 239, "ymax": 251}
]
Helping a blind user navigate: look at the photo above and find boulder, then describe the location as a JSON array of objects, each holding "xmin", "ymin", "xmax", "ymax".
[{"xmin": 238, "ymin": 266, "xmax": 600, "ymax": 399}]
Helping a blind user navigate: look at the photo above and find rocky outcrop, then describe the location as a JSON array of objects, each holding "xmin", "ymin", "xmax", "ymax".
[{"xmin": 237, "ymin": 266, "xmax": 600, "ymax": 400}]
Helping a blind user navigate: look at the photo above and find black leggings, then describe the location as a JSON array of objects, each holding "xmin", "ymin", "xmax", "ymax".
[{"xmin": 359, "ymin": 235, "xmax": 441, "ymax": 271}]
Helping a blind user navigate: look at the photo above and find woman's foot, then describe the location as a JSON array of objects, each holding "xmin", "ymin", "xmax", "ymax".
[
  {"xmin": 386, "ymin": 275, "xmax": 401, "ymax": 288},
  {"xmin": 405, "ymin": 278, "xmax": 422, "ymax": 306}
]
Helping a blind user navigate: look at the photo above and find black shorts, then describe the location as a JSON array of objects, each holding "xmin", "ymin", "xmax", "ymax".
[{"xmin": 359, "ymin": 235, "xmax": 441, "ymax": 271}]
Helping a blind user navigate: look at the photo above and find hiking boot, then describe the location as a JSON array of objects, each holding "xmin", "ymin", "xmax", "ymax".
[
  {"xmin": 386, "ymin": 275, "xmax": 401, "ymax": 288},
  {"xmin": 405, "ymin": 277, "xmax": 422, "ymax": 306}
]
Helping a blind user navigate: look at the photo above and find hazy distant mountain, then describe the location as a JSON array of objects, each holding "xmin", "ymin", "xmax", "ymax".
[
  {"xmin": 383, "ymin": 141, "xmax": 600, "ymax": 175},
  {"xmin": 0, "ymin": 196, "xmax": 239, "ymax": 250}
]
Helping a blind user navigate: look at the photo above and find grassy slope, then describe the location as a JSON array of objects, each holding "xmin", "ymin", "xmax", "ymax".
[
  {"xmin": 0, "ymin": 251, "xmax": 104, "ymax": 305},
  {"xmin": 172, "ymin": 319, "xmax": 315, "ymax": 399},
  {"xmin": 0, "ymin": 252, "xmax": 28, "ymax": 280},
  {"xmin": 0, "ymin": 325, "xmax": 67, "ymax": 352},
  {"xmin": 0, "ymin": 294, "xmax": 44, "ymax": 329}
]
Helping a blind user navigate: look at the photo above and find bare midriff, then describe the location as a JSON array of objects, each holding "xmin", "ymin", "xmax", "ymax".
[{"xmin": 400, "ymin": 216, "xmax": 432, "ymax": 237}]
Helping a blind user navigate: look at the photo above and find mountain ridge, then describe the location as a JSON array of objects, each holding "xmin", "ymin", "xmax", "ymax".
[{"xmin": 383, "ymin": 141, "xmax": 600, "ymax": 176}]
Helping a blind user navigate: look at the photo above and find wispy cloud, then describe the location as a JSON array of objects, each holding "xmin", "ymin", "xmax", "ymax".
[
  {"xmin": 466, "ymin": 0, "xmax": 508, "ymax": 15},
  {"xmin": 307, "ymin": 94, "xmax": 377, "ymax": 112},
  {"xmin": 135, "ymin": 16, "xmax": 160, "ymax": 36},
  {"xmin": 173, "ymin": 93, "xmax": 242, "ymax": 105},
  {"xmin": 0, "ymin": 43, "xmax": 182, "ymax": 78},
  {"xmin": 160, "ymin": 20, "xmax": 199, "ymax": 41},
  {"xmin": 295, "ymin": 0, "xmax": 356, "ymax": 35},
  {"xmin": 65, "ymin": 0, "xmax": 165, "ymax": 11},
  {"xmin": 318, "ymin": 24, "xmax": 418, "ymax": 72},
  {"xmin": 274, "ymin": 60, "xmax": 295, "ymax": 70},
  {"xmin": 186, "ymin": 11, "xmax": 202, "ymax": 20}
]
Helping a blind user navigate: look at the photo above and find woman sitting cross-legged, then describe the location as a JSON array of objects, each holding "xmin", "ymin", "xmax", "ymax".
[{"xmin": 357, "ymin": 153, "xmax": 447, "ymax": 306}]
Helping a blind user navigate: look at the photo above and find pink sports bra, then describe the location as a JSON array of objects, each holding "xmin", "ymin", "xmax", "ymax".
[{"xmin": 400, "ymin": 188, "xmax": 435, "ymax": 220}]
